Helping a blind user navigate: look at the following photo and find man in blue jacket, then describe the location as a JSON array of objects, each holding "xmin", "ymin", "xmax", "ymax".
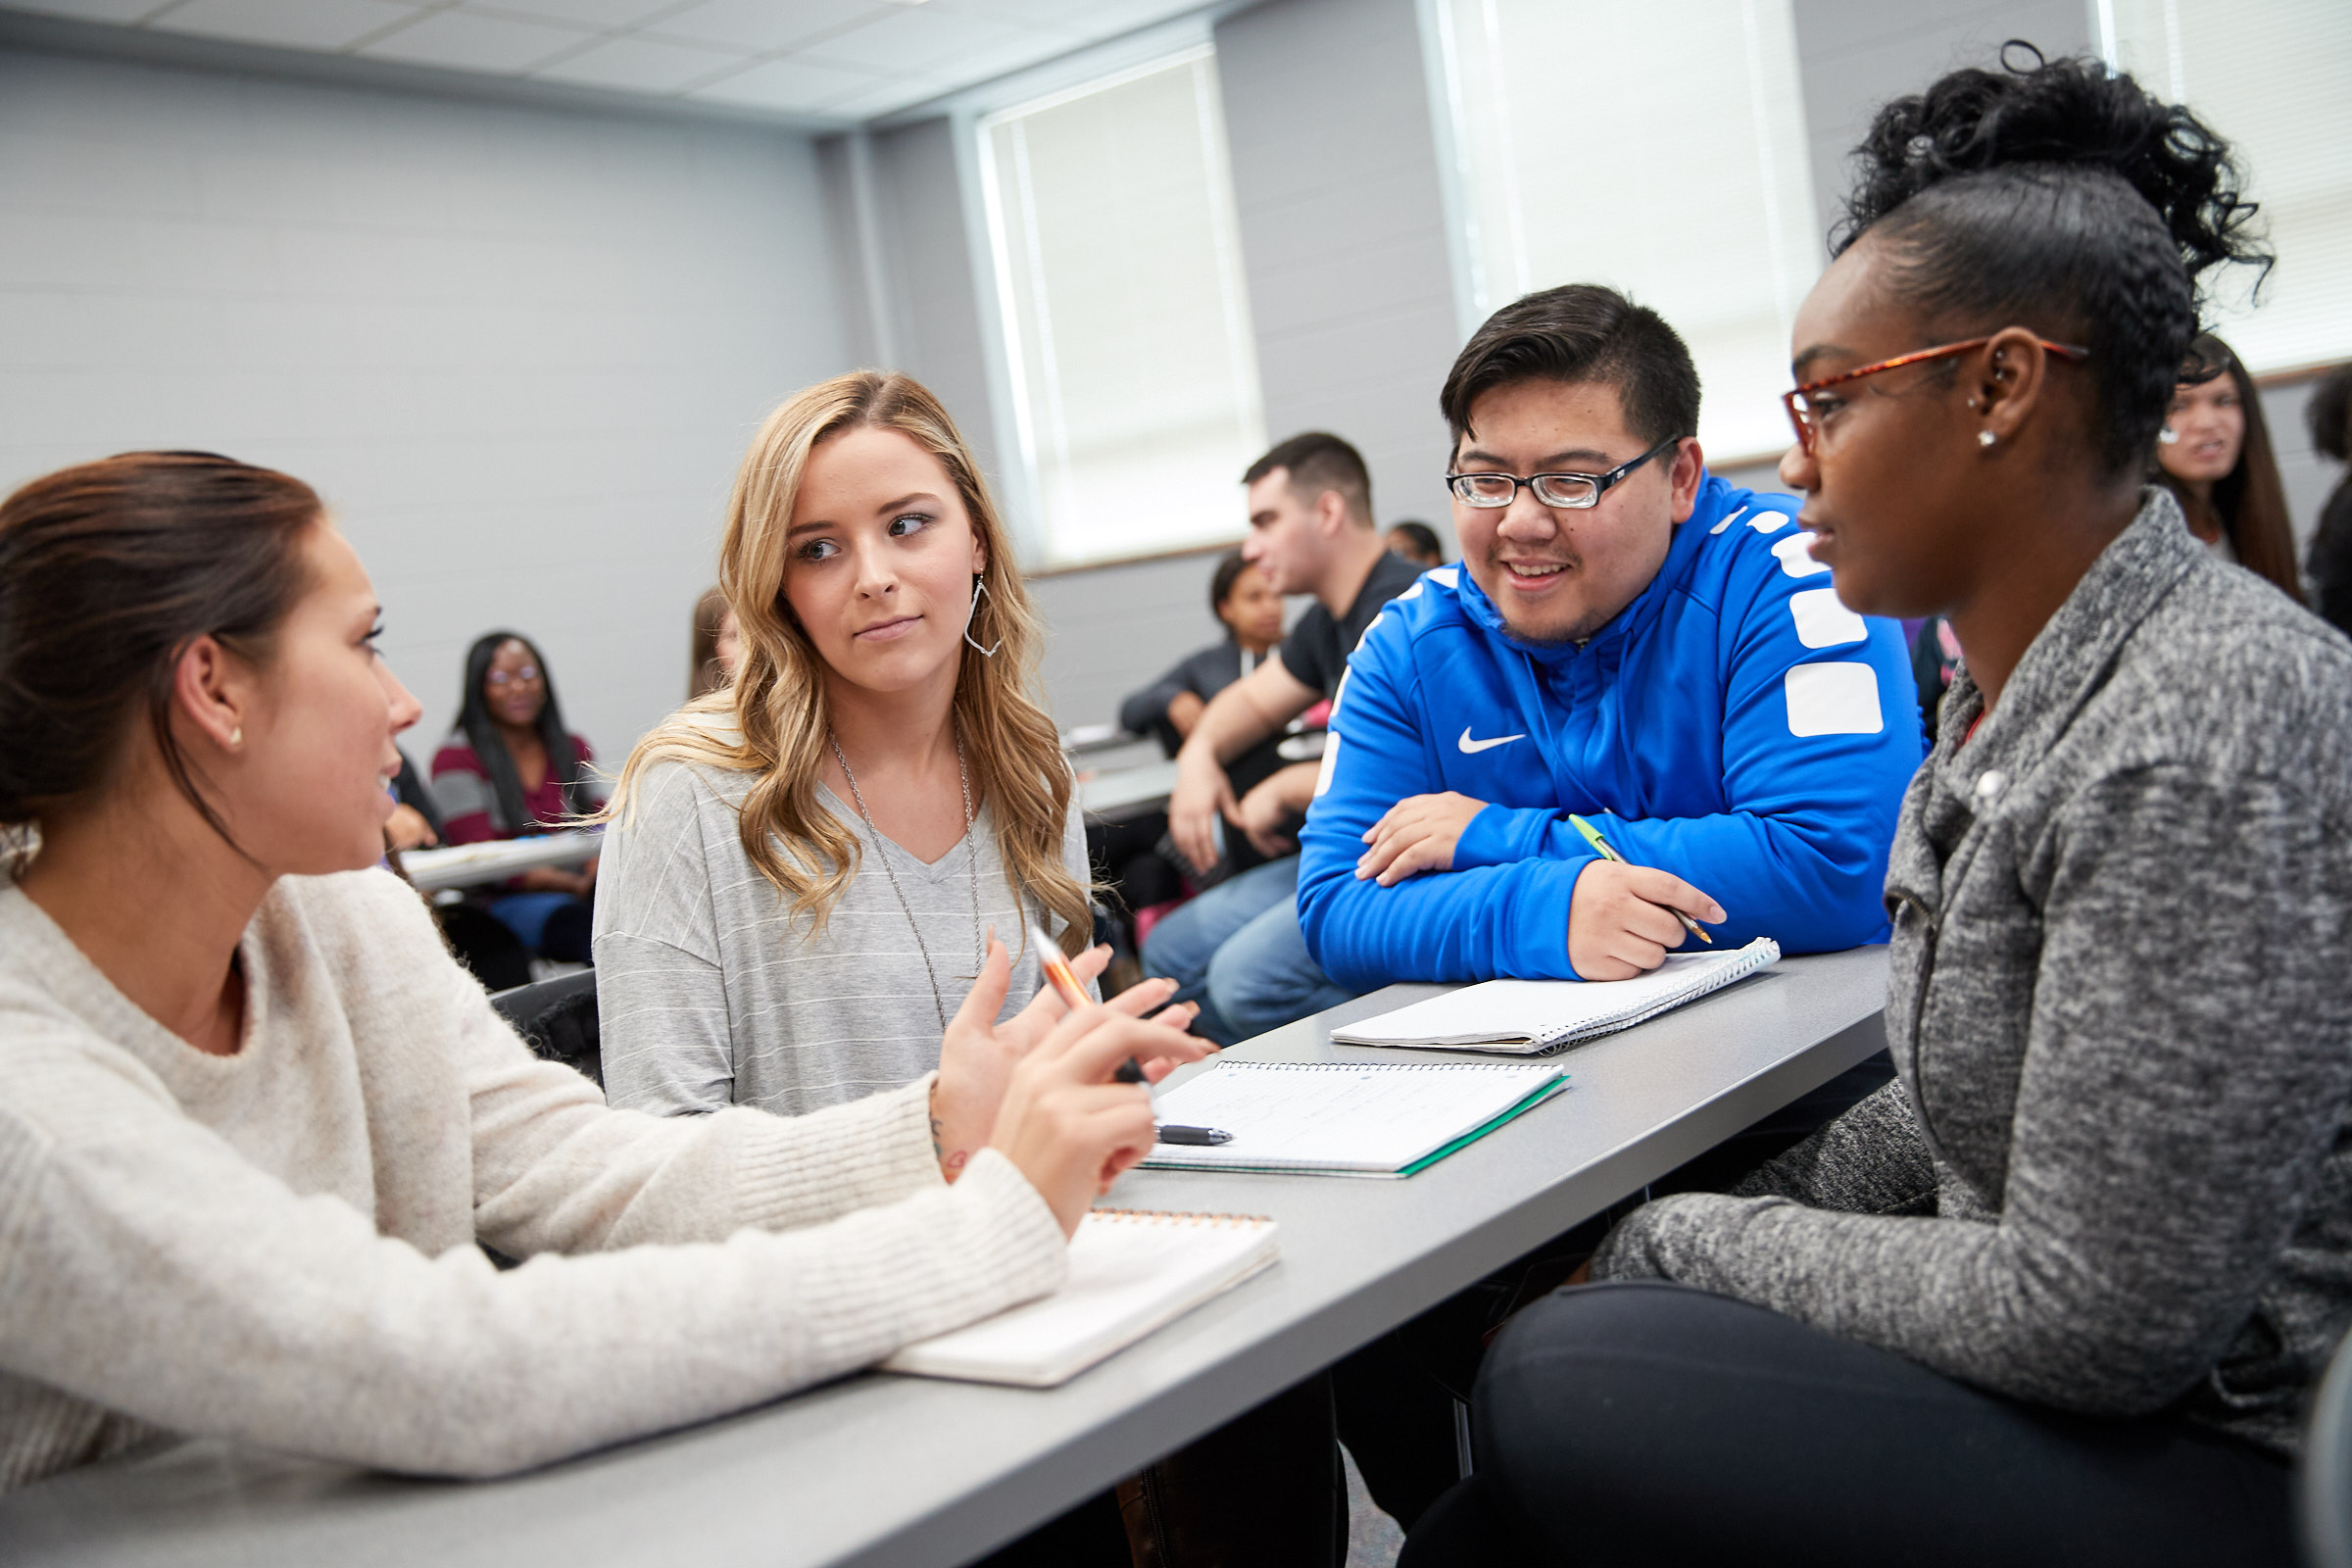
[{"xmin": 1297, "ymin": 283, "xmax": 1923, "ymax": 990}]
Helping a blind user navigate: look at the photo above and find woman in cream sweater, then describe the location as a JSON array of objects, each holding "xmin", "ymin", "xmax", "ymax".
[{"xmin": 0, "ymin": 450, "xmax": 1205, "ymax": 1496}]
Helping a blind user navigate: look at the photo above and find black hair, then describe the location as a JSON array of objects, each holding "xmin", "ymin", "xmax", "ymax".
[
  {"xmin": 1388, "ymin": 520, "xmax": 1444, "ymax": 564},
  {"xmin": 1440, "ymin": 283, "xmax": 1699, "ymax": 451},
  {"xmin": 1836, "ymin": 44, "xmax": 2267, "ymax": 475},
  {"xmin": 455, "ymin": 630, "xmax": 590, "ymax": 833},
  {"xmin": 1208, "ymin": 549, "xmax": 1252, "ymax": 615},
  {"xmin": 1243, "ymin": 431, "xmax": 1373, "ymax": 523},
  {"xmin": 2310, "ymin": 364, "xmax": 2352, "ymax": 466},
  {"xmin": 0, "ymin": 451, "xmax": 318, "ymax": 857}
]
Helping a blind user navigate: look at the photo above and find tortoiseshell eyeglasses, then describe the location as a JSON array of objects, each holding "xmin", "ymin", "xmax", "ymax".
[{"xmin": 1782, "ymin": 335, "xmax": 2090, "ymax": 454}]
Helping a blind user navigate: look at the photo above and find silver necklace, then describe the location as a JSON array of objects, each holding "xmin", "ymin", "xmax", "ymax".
[{"xmin": 829, "ymin": 725, "xmax": 983, "ymax": 1032}]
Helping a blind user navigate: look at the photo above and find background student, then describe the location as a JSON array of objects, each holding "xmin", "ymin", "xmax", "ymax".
[
  {"xmin": 429, "ymin": 630, "xmax": 602, "ymax": 966},
  {"xmin": 2152, "ymin": 331, "xmax": 2301, "ymax": 597},
  {"xmin": 2303, "ymin": 363, "xmax": 2352, "ymax": 636},
  {"xmin": 1147, "ymin": 431, "xmax": 1423, "ymax": 1045},
  {"xmin": 1386, "ymin": 519, "xmax": 1446, "ymax": 566},
  {"xmin": 688, "ymin": 584, "xmax": 740, "ymax": 699},
  {"xmin": 594, "ymin": 371, "xmax": 1097, "ymax": 1121},
  {"xmin": 1403, "ymin": 53, "xmax": 2349, "ymax": 1568},
  {"xmin": 0, "ymin": 449, "xmax": 1206, "ymax": 1498},
  {"xmin": 1099, "ymin": 551, "xmax": 1292, "ymax": 937}
]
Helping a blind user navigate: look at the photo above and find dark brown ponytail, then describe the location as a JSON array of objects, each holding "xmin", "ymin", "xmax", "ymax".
[{"xmin": 0, "ymin": 452, "xmax": 320, "ymax": 851}]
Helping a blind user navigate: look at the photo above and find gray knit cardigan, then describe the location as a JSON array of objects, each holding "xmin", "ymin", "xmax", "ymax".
[{"xmin": 1594, "ymin": 489, "xmax": 2352, "ymax": 1456}]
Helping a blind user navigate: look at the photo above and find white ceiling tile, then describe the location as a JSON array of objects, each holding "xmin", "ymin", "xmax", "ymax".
[
  {"xmin": 148, "ymin": 0, "xmax": 426, "ymax": 51},
  {"xmin": 530, "ymin": 30, "xmax": 744, "ymax": 90},
  {"xmin": 974, "ymin": 0, "xmax": 1202, "ymax": 32},
  {"xmin": 461, "ymin": 0, "xmax": 685, "ymax": 27},
  {"xmin": 815, "ymin": 70, "xmax": 955, "ymax": 119},
  {"xmin": 797, "ymin": 2, "xmax": 1042, "ymax": 74},
  {"xmin": 361, "ymin": 9, "xmax": 588, "ymax": 72},
  {"xmin": 648, "ymin": 0, "xmax": 884, "ymax": 53},
  {"xmin": 0, "ymin": 0, "xmax": 179, "ymax": 23},
  {"xmin": 687, "ymin": 52, "xmax": 876, "ymax": 112}
]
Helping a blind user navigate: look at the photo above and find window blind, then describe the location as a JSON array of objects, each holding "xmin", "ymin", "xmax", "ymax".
[
  {"xmin": 1437, "ymin": 0, "xmax": 1821, "ymax": 464},
  {"xmin": 2107, "ymin": 0, "xmax": 2352, "ymax": 376},
  {"xmin": 978, "ymin": 48, "xmax": 1266, "ymax": 569}
]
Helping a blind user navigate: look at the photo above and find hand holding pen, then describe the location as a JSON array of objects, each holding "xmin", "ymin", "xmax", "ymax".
[{"xmin": 1565, "ymin": 814, "xmax": 1728, "ymax": 982}]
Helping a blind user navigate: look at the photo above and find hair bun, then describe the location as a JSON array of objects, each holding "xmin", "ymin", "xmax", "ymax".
[{"xmin": 1839, "ymin": 42, "xmax": 2266, "ymax": 300}]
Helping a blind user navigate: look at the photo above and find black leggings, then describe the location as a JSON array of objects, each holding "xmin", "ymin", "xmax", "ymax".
[{"xmin": 1400, "ymin": 1282, "xmax": 2296, "ymax": 1568}]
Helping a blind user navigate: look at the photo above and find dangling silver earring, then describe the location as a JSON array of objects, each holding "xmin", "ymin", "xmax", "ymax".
[
  {"xmin": 1978, "ymin": 430, "xmax": 1996, "ymax": 449},
  {"xmin": 964, "ymin": 575, "xmax": 1002, "ymax": 658}
]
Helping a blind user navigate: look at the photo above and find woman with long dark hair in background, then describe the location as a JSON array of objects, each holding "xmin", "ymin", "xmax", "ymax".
[
  {"xmin": 1402, "ymin": 50, "xmax": 2350, "ymax": 1567},
  {"xmin": 430, "ymin": 630, "xmax": 600, "ymax": 966},
  {"xmin": 2154, "ymin": 331, "xmax": 2301, "ymax": 597}
]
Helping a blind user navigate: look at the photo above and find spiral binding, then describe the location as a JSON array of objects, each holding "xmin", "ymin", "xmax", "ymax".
[{"xmin": 1093, "ymin": 1207, "xmax": 1273, "ymax": 1228}]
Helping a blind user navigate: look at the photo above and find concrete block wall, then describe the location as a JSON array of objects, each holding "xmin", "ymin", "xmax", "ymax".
[{"xmin": 0, "ymin": 44, "xmax": 847, "ymax": 767}]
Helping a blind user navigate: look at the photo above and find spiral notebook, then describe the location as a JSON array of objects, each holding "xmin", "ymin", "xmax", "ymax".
[
  {"xmin": 1138, "ymin": 1060, "xmax": 1568, "ymax": 1177},
  {"xmin": 882, "ymin": 1209, "xmax": 1278, "ymax": 1387},
  {"xmin": 1331, "ymin": 938, "xmax": 1781, "ymax": 1055}
]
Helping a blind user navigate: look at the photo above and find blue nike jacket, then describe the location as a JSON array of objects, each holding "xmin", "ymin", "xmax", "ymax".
[{"xmin": 1296, "ymin": 475, "xmax": 1925, "ymax": 986}]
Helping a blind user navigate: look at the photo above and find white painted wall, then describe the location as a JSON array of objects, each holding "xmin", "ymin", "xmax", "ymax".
[{"xmin": 0, "ymin": 45, "xmax": 848, "ymax": 769}]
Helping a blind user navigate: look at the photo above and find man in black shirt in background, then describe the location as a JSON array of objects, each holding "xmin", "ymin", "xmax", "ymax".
[{"xmin": 1147, "ymin": 431, "xmax": 1425, "ymax": 1044}]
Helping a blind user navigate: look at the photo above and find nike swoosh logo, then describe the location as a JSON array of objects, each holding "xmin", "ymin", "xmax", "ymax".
[{"xmin": 1457, "ymin": 727, "xmax": 1526, "ymax": 755}]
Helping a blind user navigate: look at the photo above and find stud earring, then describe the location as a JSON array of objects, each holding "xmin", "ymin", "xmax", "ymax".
[
  {"xmin": 1977, "ymin": 430, "xmax": 1996, "ymax": 449},
  {"xmin": 229, "ymin": 726, "xmax": 243, "ymax": 748},
  {"xmin": 964, "ymin": 576, "xmax": 1002, "ymax": 659}
]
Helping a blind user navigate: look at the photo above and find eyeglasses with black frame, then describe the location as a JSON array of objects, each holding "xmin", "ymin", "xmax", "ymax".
[
  {"xmin": 1782, "ymin": 334, "xmax": 2089, "ymax": 455},
  {"xmin": 1445, "ymin": 432, "xmax": 1683, "ymax": 510}
]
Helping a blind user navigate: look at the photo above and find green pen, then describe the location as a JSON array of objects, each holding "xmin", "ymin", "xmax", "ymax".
[{"xmin": 1568, "ymin": 813, "xmax": 1713, "ymax": 945}]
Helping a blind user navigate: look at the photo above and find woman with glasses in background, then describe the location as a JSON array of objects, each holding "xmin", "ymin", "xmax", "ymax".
[{"xmin": 430, "ymin": 630, "xmax": 602, "ymax": 972}]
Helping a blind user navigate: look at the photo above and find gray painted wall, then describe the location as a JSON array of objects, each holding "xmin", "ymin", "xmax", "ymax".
[
  {"xmin": 0, "ymin": 43, "xmax": 847, "ymax": 767},
  {"xmin": 1789, "ymin": 0, "xmax": 2094, "ymax": 251}
]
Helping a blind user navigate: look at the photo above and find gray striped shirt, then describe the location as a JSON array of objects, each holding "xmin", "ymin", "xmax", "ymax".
[{"xmin": 593, "ymin": 759, "xmax": 1091, "ymax": 1118}]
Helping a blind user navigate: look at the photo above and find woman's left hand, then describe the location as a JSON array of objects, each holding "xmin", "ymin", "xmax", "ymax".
[{"xmin": 930, "ymin": 935, "xmax": 1202, "ymax": 1182}]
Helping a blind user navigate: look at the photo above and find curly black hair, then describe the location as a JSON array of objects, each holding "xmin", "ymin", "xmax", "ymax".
[{"xmin": 1834, "ymin": 44, "xmax": 2269, "ymax": 475}]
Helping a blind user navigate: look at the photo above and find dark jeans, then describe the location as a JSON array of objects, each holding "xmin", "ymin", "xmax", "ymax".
[
  {"xmin": 1335, "ymin": 1053, "xmax": 1896, "ymax": 1529},
  {"xmin": 1401, "ymin": 1281, "xmax": 2297, "ymax": 1567}
]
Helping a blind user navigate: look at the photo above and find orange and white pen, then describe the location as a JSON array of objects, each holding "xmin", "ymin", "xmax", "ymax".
[{"xmin": 1031, "ymin": 923, "xmax": 1146, "ymax": 1083}]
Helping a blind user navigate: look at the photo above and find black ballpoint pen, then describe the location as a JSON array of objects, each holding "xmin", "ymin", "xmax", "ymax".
[{"xmin": 1156, "ymin": 1124, "xmax": 1233, "ymax": 1146}]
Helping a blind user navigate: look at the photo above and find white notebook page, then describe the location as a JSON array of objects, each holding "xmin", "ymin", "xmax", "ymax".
[
  {"xmin": 1142, "ymin": 1061, "xmax": 1563, "ymax": 1172},
  {"xmin": 882, "ymin": 1210, "xmax": 1276, "ymax": 1386}
]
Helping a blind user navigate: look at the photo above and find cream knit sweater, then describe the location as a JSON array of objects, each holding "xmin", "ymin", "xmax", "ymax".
[{"xmin": 0, "ymin": 867, "xmax": 1068, "ymax": 1495}]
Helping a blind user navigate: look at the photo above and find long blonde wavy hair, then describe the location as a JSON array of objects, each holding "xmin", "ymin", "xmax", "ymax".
[{"xmin": 606, "ymin": 371, "xmax": 1090, "ymax": 956}]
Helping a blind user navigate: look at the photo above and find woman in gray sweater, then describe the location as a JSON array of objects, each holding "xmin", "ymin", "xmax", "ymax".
[{"xmin": 1403, "ymin": 52, "xmax": 2349, "ymax": 1568}]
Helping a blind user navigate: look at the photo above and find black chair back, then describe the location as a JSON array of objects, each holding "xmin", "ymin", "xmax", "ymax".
[{"xmin": 488, "ymin": 969, "xmax": 602, "ymax": 1090}]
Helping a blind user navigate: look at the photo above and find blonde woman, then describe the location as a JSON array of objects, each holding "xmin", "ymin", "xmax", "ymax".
[{"xmin": 596, "ymin": 373, "xmax": 1106, "ymax": 1119}]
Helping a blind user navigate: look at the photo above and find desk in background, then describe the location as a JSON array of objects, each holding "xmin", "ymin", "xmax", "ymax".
[
  {"xmin": 0, "ymin": 950, "xmax": 1888, "ymax": 1568},
  {"xmin": 400, "ymin": 831, "xmax": 602, "ymax": 893}
]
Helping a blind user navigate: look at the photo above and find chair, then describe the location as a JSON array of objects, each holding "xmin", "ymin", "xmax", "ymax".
[
  {"xmin": 488, "ymin": 968, "xmax": 602, "ymax": 1089},
  {"xmin": 2302, "ymin": 1327, "xmax": 2352, "ymax": 1566}
]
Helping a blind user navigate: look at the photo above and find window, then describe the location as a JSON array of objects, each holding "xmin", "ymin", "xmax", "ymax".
[
  {"xmin": 1435, "ymin": 0, "xmax": 1820, "ymax": 463},
  {"xmin": 2104, "ymin": 0, "xmax": 2352, "ymax": 375},
  {"xmin": 978, "ymin": 48, "xmax": 1265, "ymax": 569}
]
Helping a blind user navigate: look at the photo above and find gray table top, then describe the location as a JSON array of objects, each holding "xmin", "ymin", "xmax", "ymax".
[{"xmin": 0, "ymin": 948, "xmax": 1889, "ymax": 1568}]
